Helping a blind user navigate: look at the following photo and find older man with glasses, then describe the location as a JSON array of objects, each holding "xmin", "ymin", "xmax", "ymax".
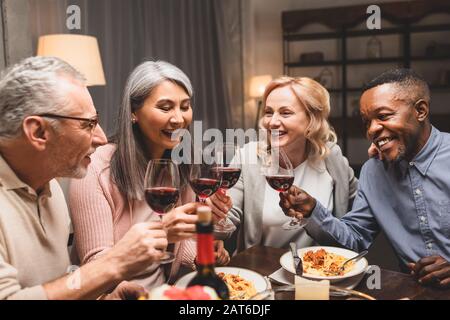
[{"xmin": 0, "ymin": 56, "xmax": 168, "ymax": 299}]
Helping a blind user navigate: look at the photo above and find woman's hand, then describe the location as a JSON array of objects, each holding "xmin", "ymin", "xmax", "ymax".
[
  {"xmin": 162, "ymin": 202, "xmax": 202, "ymax": 243},
  {"xmin": 214, "ymin": 240, "xmax": 230, "ymax": 266},
  {"xmin": 205, "ymin": 189, "xmax": 233, "ymax": 223},
  {"xmin": 193, "ymin": 240, "xmax": 230, "ymax": 268}
]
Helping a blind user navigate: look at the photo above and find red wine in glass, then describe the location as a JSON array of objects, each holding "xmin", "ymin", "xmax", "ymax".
[
  {"xmin": 262, "ymin": 148, "xmax": 307, "ymax": 230},
  {"xmin": 265, "ymin": 175, "xmax": 294, "ymax": 192},
  {"xmin": 144, "ymin": 159, "xmax": 180, "ymax": 264},
  {"xmin": 212, "ymin": 143, "xmax": 241, "ymax": 234},
  {"xmin": 144, "ymin": 187, "xmax": 180, "ymax": 215},
  {"xmin": 190, "ymin": 178, "xmax": 221, "ymax": 201},
  {"xmin": 213, "ymin": 167, "xmax": 241, "ymax": 190}
]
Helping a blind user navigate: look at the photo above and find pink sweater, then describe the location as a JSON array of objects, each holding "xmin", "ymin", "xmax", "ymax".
[{"xmin": 68, "ymin": 144, "xmax": 196, "ymax": 286}]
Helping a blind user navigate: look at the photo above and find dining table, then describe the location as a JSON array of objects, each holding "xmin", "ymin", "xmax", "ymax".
[{"xmin": 227, "ymin": 245, "xmax": 450, "ymax": 300}]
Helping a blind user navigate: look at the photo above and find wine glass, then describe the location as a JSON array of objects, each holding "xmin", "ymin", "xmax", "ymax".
[
  {"xmin": 212, "ymin": 142, "xmax": 241, "ymax": 234},
  {"xmin": 144, "ymin": 159, "xmax": 180, "ymax": 264},
  {"xmin": 188, "ymin": 144, "xmax": 222, "ymax": 204},
  {"xmin": 261, "ymin": 148, "xmax": 308, "ymax": 230}
]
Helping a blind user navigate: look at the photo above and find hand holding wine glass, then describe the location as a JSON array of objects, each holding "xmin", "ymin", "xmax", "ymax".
[
  {"xmin": 262, "ymin": 148, "xmax": 308, "ymax": 230},
  {"xmin": 188, "ymin": 144, "xmax": 223, "ymax": 204},
  {"xmin": 105, "ymin": 221, "xmax": 168, "ymax": 278},
  {"xmin": 144, "ymin": 159, "xmax": 181, "ymax": 263},
  {"xmin": 210, "ymin": 142, "xmax": 240, "ymax": 234},
  {"xmin": 279, "ymin": 186, "xmax": 316, "ymax": 221},
  {"xmin": 162, "ymin": 202, "xmax": 201, "ymax": 243}
]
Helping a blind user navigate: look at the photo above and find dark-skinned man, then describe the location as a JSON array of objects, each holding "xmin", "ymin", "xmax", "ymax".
[{"xmin": 280, "ymin": 68, "xmax": 450, "ymax": 289}]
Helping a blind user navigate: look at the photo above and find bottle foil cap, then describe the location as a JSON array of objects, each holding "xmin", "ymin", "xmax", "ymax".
[{"xmin": 197, "ymin": 206, "xmax": 212, "ymax": 223}]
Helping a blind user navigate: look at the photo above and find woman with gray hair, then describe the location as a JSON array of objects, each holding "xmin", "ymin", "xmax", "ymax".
[{"xmin": 68, "ymin": 60, "xmax": 230, "ymax": 290}]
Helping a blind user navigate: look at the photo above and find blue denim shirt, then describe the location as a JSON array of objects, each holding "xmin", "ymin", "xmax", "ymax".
[{"xmin": 306, "ymin": 126, "xmax": 450, "ymax": 267}]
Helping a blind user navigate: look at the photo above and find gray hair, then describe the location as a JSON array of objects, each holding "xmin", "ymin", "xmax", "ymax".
[
  {"xmin": 110, "ymin": 60, "xmax": 193, "ymax": 200},
  {"xmin": 0, "ymin": 56, "xmax": 86, "ymax": 140}
]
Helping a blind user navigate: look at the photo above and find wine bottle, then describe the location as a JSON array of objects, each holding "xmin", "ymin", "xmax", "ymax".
[{"xmin": 187, "ymin": 206, "xmax": 230, "ymax": 300}]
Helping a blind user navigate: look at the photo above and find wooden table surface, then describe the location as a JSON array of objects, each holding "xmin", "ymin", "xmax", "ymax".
[{"xmin": 228, "ymin": 245, "xmax": 450, "ymax": 300}]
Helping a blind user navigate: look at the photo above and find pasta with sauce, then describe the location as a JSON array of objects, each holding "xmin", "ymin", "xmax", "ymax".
[
  {"xmin": 302, "ymin": 249, "xmax": 354, "ymax": 276},
  {"xmin": 217, "ymin": 272, "xmax": 257, "ymax": 300}
]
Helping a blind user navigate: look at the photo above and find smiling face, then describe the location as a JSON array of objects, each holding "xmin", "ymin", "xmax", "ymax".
[
  {"xmin": 262, "ymin": 85, "xmax": 310, "ymax": 153},
  {"xmin": 134, "ymin": 80, "xmax": 192, "ymax": 159},
  {"xmin": 49, "ymin": 77, "xmax": 107, "ymax": 178},
  {"xmin": 360, "ymin": 83, "xmax": 429, "ymax": 163}
]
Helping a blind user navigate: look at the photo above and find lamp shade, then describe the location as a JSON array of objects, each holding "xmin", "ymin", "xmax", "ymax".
[
  {"xmin": 249, "ymin": 75, "xmax": 273, "ymax": 98},
  {"xmin": 37, "ymin": 34, "xmax": 106, "ymax": 86}
]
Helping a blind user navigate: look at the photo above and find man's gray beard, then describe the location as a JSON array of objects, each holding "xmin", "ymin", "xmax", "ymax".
[
  {"xmin": 49, "ymin": 154, "xmax": 88, "ymax": 179},
  {"xmin": 58, "ymin": 166, "xmax": 87, "ymax": 179},
  {"xmin": 48, "ymin": 141, "xmax": 88, "ymax": 179}
]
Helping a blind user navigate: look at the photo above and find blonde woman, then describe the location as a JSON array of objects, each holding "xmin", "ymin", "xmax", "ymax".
[{"xmin": 212, "ymin": 76, "xmax": 358, "ymax": 253}]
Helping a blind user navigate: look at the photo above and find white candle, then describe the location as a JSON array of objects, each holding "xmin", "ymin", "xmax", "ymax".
[{"xmin": 295, "ymin": 276, "xmax": 330, "ymax": 300}]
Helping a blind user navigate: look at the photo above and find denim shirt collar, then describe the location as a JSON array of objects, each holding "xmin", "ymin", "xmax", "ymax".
[{"xmin": 406, "ymin": 126, "xmax": 441, "ymax": 176}]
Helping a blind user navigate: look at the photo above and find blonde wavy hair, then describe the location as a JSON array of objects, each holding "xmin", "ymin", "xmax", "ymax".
[{"xmin": 261, "ymin": 76, "xmax": 337, "ymax": 161}]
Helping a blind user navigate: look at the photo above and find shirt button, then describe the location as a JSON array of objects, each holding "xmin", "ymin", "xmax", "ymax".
[
  {"xmin": 420, "ymin": 216, "xmax": 426, "ymax": 223},
  {"xmin": 427, "ymin": 243, "xmax": 433, "ymax": 249},
  {"xmin": 415, "ymin": 189, "xmax": 422, "ymax": 195},
  {"xmin": 409, "ymin": 162, "xmax": 414, "ymax": 167}
]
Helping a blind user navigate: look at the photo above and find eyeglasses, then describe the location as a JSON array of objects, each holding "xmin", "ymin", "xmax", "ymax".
[{"xmin": 37, "ymin": 113, "xmax": 99, "ymax": 131}]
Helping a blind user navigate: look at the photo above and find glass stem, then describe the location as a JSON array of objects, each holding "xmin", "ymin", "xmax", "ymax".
[{"xmin": 219, "ymin": 188, "xmax": 228, "ymax": 223}]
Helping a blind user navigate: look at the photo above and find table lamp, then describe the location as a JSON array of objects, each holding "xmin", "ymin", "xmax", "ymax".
[{"xmin": 37, "ymin": 34, "xmax": 106, "ymax": 86}]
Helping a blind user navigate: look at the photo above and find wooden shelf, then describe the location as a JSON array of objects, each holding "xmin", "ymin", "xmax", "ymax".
[
  {"xmin": 285, "ymin": 57, "xmax": 404, "ymax": 68},
  {"xmin": 347, "ymin": 57, "xmax": 404, "ymax": 65},
  {"xmin": 411, "ymin": 55, "xmax": 450, "ymax": 62},
  {"xmin": 282, "ymin": 0, "xmax": 450, "ymax": 159},
  {"xmin": 284, "ymin": 32, "xmax": 344, "ymax": 41},
  {"xmin": 326, "ymin": 85, "xmax": 449, "ymax": 94},
  {"xmin": 285, "ymin": 60, "xmax": 341, "ymax": 67},
  {"xmin": 284, "ymin": 24, "xmax": 450, "ymax": 42}
]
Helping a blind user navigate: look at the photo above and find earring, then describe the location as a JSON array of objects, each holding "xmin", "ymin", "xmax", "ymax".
[{"xmin": 131, "ymin": 117, "xmax": 137, "ymax": 124}]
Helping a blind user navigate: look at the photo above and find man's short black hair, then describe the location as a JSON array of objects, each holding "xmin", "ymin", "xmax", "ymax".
[{"xmin": 362, "ymin": 68, "xmax": 430, "ymax": 104}]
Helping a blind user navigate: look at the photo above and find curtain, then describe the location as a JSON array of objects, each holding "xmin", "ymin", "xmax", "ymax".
[
  {"xmin": 28, "ymin": 0, "xmax": 243, "ymax": 135},
  {"xmin": 0, "ymin": 1, "xmax": 6, "ymax": 70}
]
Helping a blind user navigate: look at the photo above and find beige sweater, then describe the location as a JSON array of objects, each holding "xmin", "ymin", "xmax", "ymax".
[
  {"xmin": 0, "ymin": 155, "xmax": 71, "ymax": 300},
  {"xmin": 68, "ymin": 144, "xmax": 196, "ymax": 288}
]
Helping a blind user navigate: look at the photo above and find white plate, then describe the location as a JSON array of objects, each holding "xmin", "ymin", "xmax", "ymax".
[
  {"xmin": 175, "ymin": 267, "xmax": 268, "ymax": 294},
  {"xmin": 280, "ymin": 246, "xmax": 368, "ymax": 283}
]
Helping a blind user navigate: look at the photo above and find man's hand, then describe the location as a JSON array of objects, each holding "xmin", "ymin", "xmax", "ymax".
[
  {"xmin": 279, "ymin": 186, "xmax": 317, "ymax": 219},
  {"xmin": 105, "ymin": 221, "xmax": 168, "ymax": 279},
  {"xmin": 102, "ymin": 281, "xmax": 147, "ymax": 300},
  {"xmin": 162, "ymin": 202, "xmax": 202, "ymax": 243},
  {"xmin": 214, "ymin": 240, "xmax": 230, "ymax": 266},
  {"xmin": 408, "ymin": 255, "xmax": 450, "ymax": 288},
  {"xmin": 206, "ymin": 189, "xmax": 233, "ymax": 223},
  {"xmin": 368, "ymin": 143, "xmax": 383, "ymax": 160}
]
